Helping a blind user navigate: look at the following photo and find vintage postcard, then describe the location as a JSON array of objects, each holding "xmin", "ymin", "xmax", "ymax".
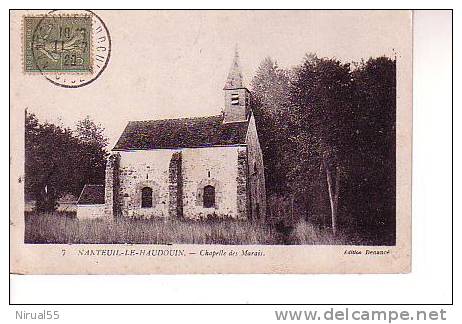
[{"xmin": 10, "ymin": 10, "xmax": 412, "ymax": 274}]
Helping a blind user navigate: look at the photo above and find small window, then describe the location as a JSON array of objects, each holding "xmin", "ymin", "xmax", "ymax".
[
  {"xmin": 203, "ymin": 185, "xmax": 215, "ymax": 208},
  {"xmin": 141, "ymin": 187, "xmax": 153, "ymax": 208},
  {"xmin": 231, "ymin": 93, "xmax": 239, "ymax": 105}
]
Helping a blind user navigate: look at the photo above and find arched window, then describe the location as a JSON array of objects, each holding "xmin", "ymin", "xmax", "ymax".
[
  {"xmin": 141, "ymin": 187, "xmax": 153, "ymax": 208},
  {"xmin": 203, "ymin": 185, "xmax": 215, "ymax": 208}
]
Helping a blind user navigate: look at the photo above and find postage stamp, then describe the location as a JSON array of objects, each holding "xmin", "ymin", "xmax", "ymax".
[
  {"xmin": 24, "ymin": 15, "xmax": 92, "ymax": 73},
  {"xmin": 22, "ymin": 10, "xmax": 111, "ymax": 88}
]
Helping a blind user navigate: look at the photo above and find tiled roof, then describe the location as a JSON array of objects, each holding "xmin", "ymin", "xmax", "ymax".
[
  {"xmin": 77, "ymin": 184, "xmax": 105, "ymax": 205},
  {"xmin": 113, "ymin": 115, "xmax": 249, "ymax": 150}
]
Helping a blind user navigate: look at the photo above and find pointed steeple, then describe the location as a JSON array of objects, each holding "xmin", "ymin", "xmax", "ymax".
[
  {"xmin": 222, "ymin": 46, "xmax": 251, "ymax": 123},
  {"xmin": 223, "ymin": 46, "xmax": 244, "ymax": 90}
]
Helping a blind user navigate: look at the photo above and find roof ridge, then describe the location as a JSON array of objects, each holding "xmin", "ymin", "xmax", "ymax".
[
  {"xmin": 128, "ymin": 114, "xmax": 223, "ymax": 124},
  {"xmin": 114, "ymin": 114, "xmax": 248, "ymax": 151}
]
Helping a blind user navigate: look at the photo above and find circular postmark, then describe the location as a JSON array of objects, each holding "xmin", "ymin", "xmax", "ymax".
[{"xmin": 30, "ymin": 10, "xmax": 111, "ymax": 88}]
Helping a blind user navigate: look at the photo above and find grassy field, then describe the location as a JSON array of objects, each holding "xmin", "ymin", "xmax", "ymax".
[{"xmin": 24, "ymin": 211, "xmax": 347, "ymax": 245}]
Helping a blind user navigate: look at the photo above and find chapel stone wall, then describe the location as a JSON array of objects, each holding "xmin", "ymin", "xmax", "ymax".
[
  {"xmin": 114, "ymin": 150, "xmax": 174, "ymax": 219},
  {"xmin": 245, "ymin": 114, "xmax": 267, "ymax": 221},
  {"xmin": 104, "ymin": 153, "xmax": 120, "ymax": 219},
  {"xmin": 181, "ymin": 146, "xmax": 243, "ymax": 220}
]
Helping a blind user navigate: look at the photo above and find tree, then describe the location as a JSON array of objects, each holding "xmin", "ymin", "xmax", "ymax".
[
  {"xmin": 74, "ymin": 115, "xmax": 108, "ymax": 147},
  {"xmin": 250, "ymin": 54, "xmax": 396, "ymax": 244},
  {"xmin": 25, "ymin": 111, "xmax": 108, "ymax": 212},
  {"xmin": 289, "ymin": 54, "xmax": 355, "ymax": 234},
  {"xmin": 250, "ymin": 58, "xmax": 295, "ymax": 222},
  {"xmin": 348, "ymin": 57, "xmax": 396, "ymax": 243},
  {"xmin": 25, "ymin": 111, "xmax": 79, "ymax": 211},
  {"xmin": 250, "ymin": 58, "xmax": 292, "ymax": 191},
  {"xmin": 73, "ymin": 116, "xmax": 109, "ymax": 193}
]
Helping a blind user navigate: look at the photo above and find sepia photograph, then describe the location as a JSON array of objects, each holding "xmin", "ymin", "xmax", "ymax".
[{"xmin": 10, "ymin": 9, "xmax": 412, "ymax": 274}]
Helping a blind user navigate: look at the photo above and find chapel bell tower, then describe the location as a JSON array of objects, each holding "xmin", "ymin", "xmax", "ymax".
[{"xmin": 223, "ymin": 48, "xmax": 251, "ymax": 123}]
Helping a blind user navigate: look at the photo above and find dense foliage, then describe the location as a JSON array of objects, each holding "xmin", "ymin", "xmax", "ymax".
[
  {"xmin": 25, "ymin": 112, "xmax": 108, "ymax": 212},
  {"xmin": 251, "ymin": 55, "xmax": 396, "ymax": 245}
]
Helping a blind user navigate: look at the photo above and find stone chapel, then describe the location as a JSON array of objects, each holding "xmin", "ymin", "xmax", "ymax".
[{"xmin": 103, "ymin": 50, "xmax": 266, "ymax": 221}]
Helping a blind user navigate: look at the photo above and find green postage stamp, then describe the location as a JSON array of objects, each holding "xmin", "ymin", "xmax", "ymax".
[{"xmin": 23, "ymin": 15, "xmax": 92, "ymax": 73}]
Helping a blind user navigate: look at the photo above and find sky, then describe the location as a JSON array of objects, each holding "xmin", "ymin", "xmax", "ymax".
[{"xmin": 13, "ymin": 10, "xmax": 411, "ymax": 148}]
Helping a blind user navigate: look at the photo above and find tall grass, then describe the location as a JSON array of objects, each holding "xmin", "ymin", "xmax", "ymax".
[{"xmin": 24, "ymin": 211, "xmax": 348, "ymax": 245}]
